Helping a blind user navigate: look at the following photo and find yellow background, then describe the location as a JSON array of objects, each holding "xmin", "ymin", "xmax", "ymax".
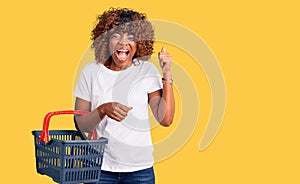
[{"xmin": 1, "ymin": 0, "xmax": 299, "ymax": 183}]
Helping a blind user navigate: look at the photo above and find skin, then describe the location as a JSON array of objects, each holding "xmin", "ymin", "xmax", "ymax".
[
  {"xmin": 109, "ymin": 32, "xmax": 137, "ymax": 71},
  {"xmin": 74, "ymin": 32, "xmax": 175, "ymax": 132}
]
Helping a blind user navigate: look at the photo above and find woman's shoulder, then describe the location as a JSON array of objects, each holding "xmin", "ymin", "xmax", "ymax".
[
  {"xmin": 141, "ymin": 60, "xmax": 154, "ymax": 66},
  {"xmin": 80, "ymin": 61, "xmax": 102, "ymax": 73},
  {"xmin": 138, "ymin": 60, "xmax": 158, "ymax": 70},
  {"xmin": 133, "ymin": 60, "xmax": 160, "ymax": 77}
]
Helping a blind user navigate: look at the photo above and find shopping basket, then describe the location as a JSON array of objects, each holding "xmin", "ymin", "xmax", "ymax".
[{"xmin": 32, "ymin": 110, "xmax": 108, "ymax": 184}]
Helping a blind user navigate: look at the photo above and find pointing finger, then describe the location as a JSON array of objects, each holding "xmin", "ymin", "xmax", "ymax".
[{"xmin": 118, "ymin": 104, "xmax": 133, "ymax": 112}]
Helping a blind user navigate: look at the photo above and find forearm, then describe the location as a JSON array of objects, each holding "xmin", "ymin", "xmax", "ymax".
[
  {"xmin": 74, "ymin": 97, "xmax": 102, "ymax": 132},
  {"xmin": 158, "ymin": 73, "xmax": 175, "ymax": 126},
  {"xmin": 74, "ymin": 109, "xmax": 101, "ymax": 132},
  {"xmin": 74, "ymin": 98, "xmax": 133, "ymax": 132}
]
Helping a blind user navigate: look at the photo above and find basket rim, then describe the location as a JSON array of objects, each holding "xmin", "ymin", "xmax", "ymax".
[{"xmin": 32, "ymin": 130, "xmax": 108, "ymax": 144}]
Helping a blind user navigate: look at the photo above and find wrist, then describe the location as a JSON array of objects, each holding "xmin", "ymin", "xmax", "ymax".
[
  {"xmin": 162, "ymin": 72, "xmax": 172, "ymax": 80},
  {"xmin": 96, "ymin": 105, "xmax": 105, "ymax": 120},
  {"xmin": 162, "ymin": 77, "xmax": 173, "ymax": 85}
]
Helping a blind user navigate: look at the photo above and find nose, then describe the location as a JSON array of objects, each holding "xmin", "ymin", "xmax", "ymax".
[
  {"xmin": 118, "ymin": 41, "xmax": 128, "ymax": 46},
  {"xmin": 118, "ymin": 35, "xmax": 129, "ymax": 46}
]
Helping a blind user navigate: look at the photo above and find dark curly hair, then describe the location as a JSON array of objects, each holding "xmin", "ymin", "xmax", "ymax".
[{"xmin": 91, "ymin": 7, "xmax": 155, "ymax": 64}]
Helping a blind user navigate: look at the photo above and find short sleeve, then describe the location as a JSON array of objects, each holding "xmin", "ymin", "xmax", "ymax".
[
  {"xmin": 73, "ymin": 62, "xmax": 100, "ymax": 102},
  {"xmin": 73, "ymin": 71, "xmax": 91, "ymax": 102},
  {"xmin": 146, "ymin": 63, "xmax": 163, "ymax": 93}
]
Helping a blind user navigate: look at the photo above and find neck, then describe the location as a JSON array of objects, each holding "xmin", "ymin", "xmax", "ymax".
[{"xmin": 109, "ymin": 61, "xmax": 132, "ymax": 71}]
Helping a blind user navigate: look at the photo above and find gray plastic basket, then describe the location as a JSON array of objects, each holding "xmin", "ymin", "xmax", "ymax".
[{"xmin": 32, "ymin": 110, "xmax": 107, "ymax": 184}]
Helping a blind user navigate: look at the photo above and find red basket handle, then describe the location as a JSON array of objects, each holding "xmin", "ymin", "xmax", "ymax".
[{"xmin": 39, "ymin": 110, "xmax": 89, "ymax": 144}]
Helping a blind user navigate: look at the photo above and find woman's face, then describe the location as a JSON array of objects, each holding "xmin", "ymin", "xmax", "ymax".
[{"xmin": 109, "ymin": 32, "xmax": 137, "ymax": 70}]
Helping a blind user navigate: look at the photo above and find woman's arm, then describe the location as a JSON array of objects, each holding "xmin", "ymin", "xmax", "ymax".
[
  {"xmin": 74, "ymin": 97, "xmax": 101, "ymax": 132},
  {"xmin": 149, "ymin": 83, "xmax": 175, "ymax": 127},
  {"xmin": 149, "ymin": 46, "xmax": 175, "ymax": 127},
  {"xmin": 74, "ymin": 97, "xmax": 133, "ymax": 132}
]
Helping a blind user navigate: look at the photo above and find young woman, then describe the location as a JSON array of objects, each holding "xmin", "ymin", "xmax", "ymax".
[{"xmin": 73, "ymin": 7, "xmax": 175, "ymax": 184}]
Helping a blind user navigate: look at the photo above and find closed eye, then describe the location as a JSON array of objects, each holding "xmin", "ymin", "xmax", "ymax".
[
  {"xmin": 111, "ymin": 33, "xmax": 121, "ymax": 39},
  {"xmin": 127, "ymin": 35, "xmax": 135, "ymax": 41}
]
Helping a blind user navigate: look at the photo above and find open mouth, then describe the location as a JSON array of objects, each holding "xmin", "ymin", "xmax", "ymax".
[{"xmin": 115, "ymin": 49, "xmax": 130, "ymax": 62}]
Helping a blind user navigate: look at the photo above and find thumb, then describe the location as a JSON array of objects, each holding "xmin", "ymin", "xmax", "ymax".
[{"xmin": 161, "ymin": 46, "xmax": 166, "ymax": 52}]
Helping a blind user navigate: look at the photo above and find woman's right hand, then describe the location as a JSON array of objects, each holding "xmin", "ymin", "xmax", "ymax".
[{"xmin": 97, "ymin": 102, "xmax": 133, "ymax": 122}]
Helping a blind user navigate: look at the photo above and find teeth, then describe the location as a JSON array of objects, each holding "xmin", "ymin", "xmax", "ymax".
[
  {"xmin": 118, "ymin": 49, "xmax": 128, "ymax": 52},
  {"xmin": 117, "ymin": 49, "xmax": 129, "ymax": 55}
]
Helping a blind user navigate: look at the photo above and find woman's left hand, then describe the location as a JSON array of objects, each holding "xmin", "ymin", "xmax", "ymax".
[{"xmin": 158, "ymin": 46, "xmax": 172, "ymax": 78}]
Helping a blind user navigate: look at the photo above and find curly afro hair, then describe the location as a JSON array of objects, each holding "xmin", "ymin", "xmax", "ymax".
[{"xmin": 91, "ymin": 7, "xmax": 155, "ymax": 64}]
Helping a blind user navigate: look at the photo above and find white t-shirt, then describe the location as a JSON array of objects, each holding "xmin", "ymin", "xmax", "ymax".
[{"xmin": 74, "ymin": 61, "xmax": 162, "ymax": 172}]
